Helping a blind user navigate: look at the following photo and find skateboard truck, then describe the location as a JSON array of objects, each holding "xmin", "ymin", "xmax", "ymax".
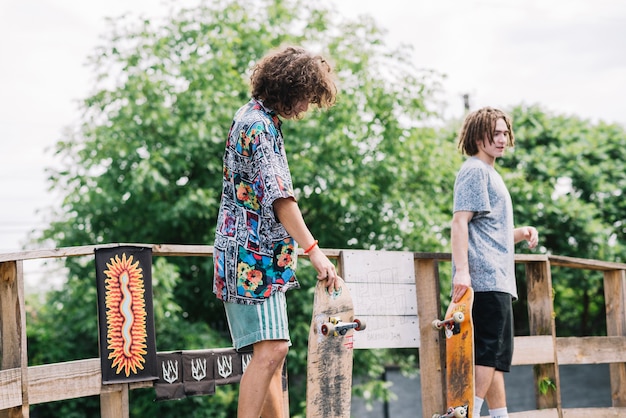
[
  {"xmin": 432, "ymin": 405, "xmax": 468, "ymax": 418},
  {"xmin": 431, "ymin": 311, "xmax": 465, "ymax": 336},
  {"xmin": 321, "ymin": 317, "xmax": 366, "ymax": 337}
]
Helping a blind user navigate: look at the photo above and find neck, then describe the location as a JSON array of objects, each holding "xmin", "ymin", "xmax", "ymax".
[{"xmin": 475, "ymin": 150, "xmax": 496, "ymax": 167}]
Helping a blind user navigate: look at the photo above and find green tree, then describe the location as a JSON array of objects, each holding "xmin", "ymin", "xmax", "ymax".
[
  {"xmin": 30, "ymin": 0, "xmax": 626, "ymax": 414},
  {"xmin": 31, "ymin": 0, "xmax": 446, "ymax": 416}
]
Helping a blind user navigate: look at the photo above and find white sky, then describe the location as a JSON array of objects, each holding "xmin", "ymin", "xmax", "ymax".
[{"xmin": 1, "ymin": 0, "xmax": 626, "ymax": 254}]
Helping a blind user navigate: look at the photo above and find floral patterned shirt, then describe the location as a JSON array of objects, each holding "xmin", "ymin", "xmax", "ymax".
[{"xmin": 213, "ymin": 99, "xmax": 300, "ymax": 305}]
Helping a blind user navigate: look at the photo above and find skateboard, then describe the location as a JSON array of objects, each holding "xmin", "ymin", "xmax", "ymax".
[
  {"xmin": 432, "ymin": 288, "xmax": 475, "ymax": 418},
  {"xmin": 306, "ymin": 277, "xmax": 366, "ymax": 418}
]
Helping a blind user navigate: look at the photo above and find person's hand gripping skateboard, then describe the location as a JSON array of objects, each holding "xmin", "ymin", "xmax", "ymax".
[{"xmin": 307, "ymin": 243, "xmax": 340, "ymax": 293}]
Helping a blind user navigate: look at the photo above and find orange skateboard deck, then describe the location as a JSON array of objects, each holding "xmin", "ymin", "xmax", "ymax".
[
  {"xmin": 306, "ymin": 277, "xmax": 365, "ymax": 418},
  {"xmin": 432, "ymin": 288, "xmax": 475, "ymax": 418}
]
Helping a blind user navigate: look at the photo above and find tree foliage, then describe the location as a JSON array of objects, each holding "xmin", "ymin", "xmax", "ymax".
[
  {"xmin": 31, "ymin": 0, "xmax": 447, "ymax": 416},
  {"xmin": 27, "ymin": 0, "xmax": 626, "ymax": 416}
]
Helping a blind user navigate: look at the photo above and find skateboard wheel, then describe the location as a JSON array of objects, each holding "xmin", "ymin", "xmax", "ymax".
[
  {"xmin": 454, "ymin": 407, "xmax": 467, "ymax": 418},
  {"xmin": 432, "ymin": 415, "xmax": 441, "ymax": 418},
  {"xmin": 321, "ymin": 323, "xmax": 334, "ymax": 336},
  {"xmin": 354, "ymin": 318, "xmax": 366, "ymax": 331},
  {"xmin": 432, "ymin": 319, "xmax": 443, "ymax": 330},
  {"xmin": 452, "ymin": 312, "xmax": 465, "ymax": 323}
]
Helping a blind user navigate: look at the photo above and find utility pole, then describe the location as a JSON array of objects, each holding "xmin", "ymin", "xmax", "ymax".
[{"xmin": 462, "ymin": 93, "xmax": 470, "ymax": 113}]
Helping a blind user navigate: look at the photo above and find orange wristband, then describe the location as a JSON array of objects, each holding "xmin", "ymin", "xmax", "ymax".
[{"xmin": 303, "ymin": 240, "xmax": 318, "ymax": 254}]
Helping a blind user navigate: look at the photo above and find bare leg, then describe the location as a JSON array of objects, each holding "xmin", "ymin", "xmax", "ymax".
[
  {"xmin": 237, "ymin": 340, "xmax": 289, "ymax": 418},
  {"xmin": 260, "ymin": 360, "xmax": 286, "ymax": 417},
  {"xmin": 484, "ymin": 370, "xmax": 507, "ymax": 409},
  {"xmin": 475, "ymin": 365, "xmax": 496, "ymax": 399}
]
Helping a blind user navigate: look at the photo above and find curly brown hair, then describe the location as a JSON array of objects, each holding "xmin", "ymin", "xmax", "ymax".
[
  {"xmin": 457, "ymin": 107, "xmax": 515, "ymax": 156},
  {"xmin": 250, "ymin": 46, "xmax": 337, "ymax": 117}
]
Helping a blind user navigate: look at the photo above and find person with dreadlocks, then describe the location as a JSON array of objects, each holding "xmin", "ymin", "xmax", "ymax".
[
  {"xmin": 450, "ymin": 107, "xmax": 539, "ymax": 418},
  {"xmin": 213, "ymin": 45, "xmax": 339, "ymax": 418}
]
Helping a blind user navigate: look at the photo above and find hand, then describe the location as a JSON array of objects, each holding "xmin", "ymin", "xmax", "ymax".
[
  {"xmin": 308, "ymin": 247, "xmax": 339, "ymax": 292},
  {"xmin": 523, "ymin": 226, "xmax": 539, "ymax": 249},
  {"xmin": 452, "ymin": 271, "xmax": 471, "ymax": 303}
]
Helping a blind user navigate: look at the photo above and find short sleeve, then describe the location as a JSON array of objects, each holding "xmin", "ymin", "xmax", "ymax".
[
  {"xmin": 249, "ymin": 125, "xmax": 295, "ymax": 211},
  {"xmin": 453, "ymin": 166, "xmax": 491, "ymax": 215}
]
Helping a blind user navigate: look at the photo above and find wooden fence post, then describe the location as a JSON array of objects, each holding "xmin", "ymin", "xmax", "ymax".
[
  {"xmin": 100, "ymin": 384, "xmax": 129, "ymax": 418},
  {"xmin": 415, "ymin": 256, "xmax": 445, "ymax": 418},
  {"xmin": 603, "ymin": 268, "xmax": 626, "ymax": 407},
  {"xmin": 0, "ymin": 260, "xmax": 28, "ymax": 418},
  {"xmin": 525, "ymin": 260, "xmax": 561, "ymax": 416}
]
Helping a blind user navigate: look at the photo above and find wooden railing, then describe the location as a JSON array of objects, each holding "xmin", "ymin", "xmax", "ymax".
[
  {"xmin": 416, "ymin": 252, "xmax": 626, "ymax": 418},
  {"xmin": 1, "ymin": 244, "xmax": 625, "ymax": 418}
]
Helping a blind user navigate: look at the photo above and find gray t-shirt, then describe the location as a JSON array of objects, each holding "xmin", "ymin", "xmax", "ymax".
[{"xmin": 452, "ymin": 157, "xmax": 517, "ymax": 299}]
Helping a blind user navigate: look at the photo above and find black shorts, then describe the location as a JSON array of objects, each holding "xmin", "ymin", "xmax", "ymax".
[{"xmin": 472, "ymin": 291, "xmax": 514, "ymax": 372}]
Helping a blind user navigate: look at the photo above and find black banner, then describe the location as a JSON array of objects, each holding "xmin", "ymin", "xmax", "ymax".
[
  {"xmin": 155, "ymin": 351, "xmax": 185, "ymax": 401},
  {"xmin": 155, "ymin": 348, "xmax": 253, "ymax": 401},
  {"xmin": 95, "ymin": 246, "xmax": 158, "ymax": 384}
]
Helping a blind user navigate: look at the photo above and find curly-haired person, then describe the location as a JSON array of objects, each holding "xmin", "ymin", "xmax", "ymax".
[
  {"xmin": 213, "ymin": 46, "xmax": 339, "ymax": 418},
  {"xmin": 451, "ymin": 107, "xmax": 539, "ymax": 418}
]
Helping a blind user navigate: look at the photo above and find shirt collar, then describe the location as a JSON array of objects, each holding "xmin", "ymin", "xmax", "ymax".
[{"xmin": 253, "ymin": 98, "xmax": 282, "ymax": 129}]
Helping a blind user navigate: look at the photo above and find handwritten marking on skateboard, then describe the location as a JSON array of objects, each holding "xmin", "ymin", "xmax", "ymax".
[{"xmin": 344, "ymin": 335, "xmax": 354, "ymax": 350}]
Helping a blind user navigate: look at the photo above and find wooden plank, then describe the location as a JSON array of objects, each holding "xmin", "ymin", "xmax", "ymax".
[
  {"xmin": 27, "ymin": 359, "xmax": 102, "ymax": 405},
  {"xmin": 2, "ymin": 247, "xmax": 617, "ymax": 268},
  {"xmin": 0, "ymin": 368, "xmax": 21, "ymax": 410},
  {"xmin": 0, "ymin": 262, "xmax": 21, "ymax": 370},
  {"xmin": 509, "ymin": 408, "xmax": 558, "ymax": 418},
  {"xmin": 152, "ymin": 244, "xmax": 213, "ymax": 256},
  {"xmin": 512, "ymin": 336, "xmax": 554, "ymax": 365},
  {"xmin": 413, "ymin": 252, "xmax": 451, "ymax": 261},
  {"xmin": 549, "ymin": 255, "xmax": 626, "ymax": 271},
  {"xmin": 413, "ymin": 252, "xmax": 550, "ymax": 261},
  {"xmin": 0, "ymin": 243, "xmax": 215, "ymax": 262},
  {"xmin": 557, "ymin": 336, "xmax": 626, "ymax": 365},
  {"xmin": 100, "ymin": 385, "xmax": 129, "ymax": 418},
  {"xmin": 0, "ymin": 243, "xmax": 344, "ymax": 263},
  {"xmin": 351, "ymin": 315, "xmax": 419, "ymax": 349},
  {"xmin": 412, "ymin": 252, "xmax": 549, "ymax": 263},
  {"xmin": 342, "ymin": 251, "xmax": 419, "ymax": 349},
  {"xmin": 0, "ymin": 260, "xmax": 27, "ymax": 418},
  {"xmin": 0, "ymin": 245, "xmax": 104, "ymax": 262},
  {"xmin": 510, "ymin": 408, "xmax": 626, "ymax": 418},
  {"xmin": 411, "ymin": 252, "xmax": 626, "ymax": 269},
  {"xmin": 526, "ymin": 260, "xmax": 562, "ymax": 412},
  {"xmin": 347, "ymin": 283, "xmax": 417, "ymax": 316},
  {"xmin": 342, "ymin": 250, "xmax": 415, "ymax": 284},
  {"xmin": 562, "ymin": 407, "xmax": 626, "ymax": 417},
  {"xmin": 16, "ymin": 260, "xmax": 29, "ymax": 417},
  {"xmin": 517, "ymin": 254, "xmax": 551, "ymax": 263},
  {"xmin": 604, "ymin": 269, "xmax": 626, "ymax": 407},
  {"xmin": 414, "ymin": 258, "xmax": 445, "ymax": 418}
]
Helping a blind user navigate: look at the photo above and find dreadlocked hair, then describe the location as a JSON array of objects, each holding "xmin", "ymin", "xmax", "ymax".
[
  {"xmin": 250, "ymin": 46, "xmax": 337, "ymax": 117},
  {"xmin": 457, "ymin": 107, "xmax": 515, "ymax": 156}
]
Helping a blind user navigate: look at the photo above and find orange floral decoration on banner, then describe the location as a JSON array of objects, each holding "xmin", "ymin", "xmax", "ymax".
[{"xmin": 103, "ymin": 253, "xmax": 148, "ymax": 377}]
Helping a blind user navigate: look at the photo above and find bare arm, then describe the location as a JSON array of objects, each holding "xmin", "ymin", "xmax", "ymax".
[
  {"xmin": 451, "ymin": 210, "xmax": 474, "ymax": 302},
  {"xmin": 514, "ymin": 226, "xmax": 539, "ymax": 249},
  {"xmin": 272, "ymin": 197, "xmax": 338, "ymax": 290}
]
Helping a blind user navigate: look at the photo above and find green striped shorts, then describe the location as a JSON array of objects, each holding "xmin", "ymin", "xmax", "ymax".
[{"xmin": 224, "ymin": 291, "xmax": 291, "ymax": 351}]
